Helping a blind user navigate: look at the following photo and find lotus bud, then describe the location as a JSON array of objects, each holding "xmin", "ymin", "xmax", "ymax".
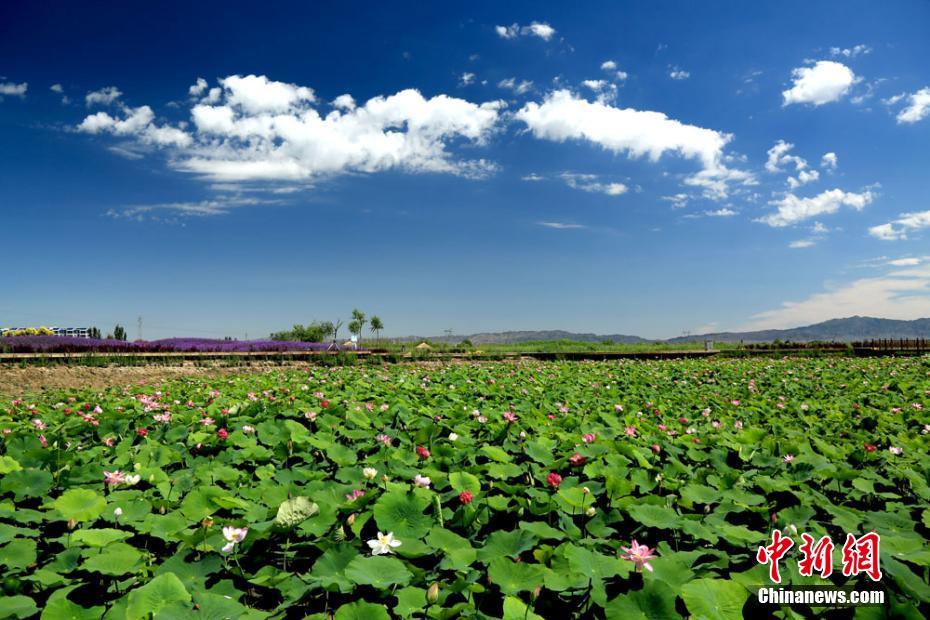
[
  {"xmin": 346, "ymin": 513, "xmax": 356, "ymax": 526},
  {"xmin": 159, "ymin": 506, "xmax": 166, "ymax": 514},
  {"xmin": 67, "ymin": 518, "xmax": 77, "ymax": 530},
  {"xmin": 202, "ymin": 517, "xmax": 214, "ymax": 528},
  {"xmin": 427, "ymin": 582, "xmax": 440, "ymax": 604},
  {"xmin": 582, "ymin": 486, "xmax": 590, "ymax": 495},
  {"xmin": 531, "ymin": 586, "xmax": 542, "ymax": 601},
  {"xmin": 586, "ymin": 506, "xmax": 596, "ymax": 517},
  {"xmin": 134, "ymin": 463, "xmax": 141, "ymax": 471}
]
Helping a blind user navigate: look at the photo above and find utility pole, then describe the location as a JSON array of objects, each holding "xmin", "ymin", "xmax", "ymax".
[{"xmin": 137, "ymin": 316, "xmax": 143, "ymax": 341}]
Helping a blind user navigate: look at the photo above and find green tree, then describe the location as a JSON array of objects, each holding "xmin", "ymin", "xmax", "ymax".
[
  {"xmin": 351, "ymin": 309, "xmax": 366, "ymax": 343},
  {"xmin": 113, "ymin": 325, "xmax": 126, "ymax": 341},
  {"xmin": 348, "ymin": 319, "xmax": 361, "ymax": 343},
  {"xmin": 370, "ymin": 316, "xmax": 383, "ymax": 342}
]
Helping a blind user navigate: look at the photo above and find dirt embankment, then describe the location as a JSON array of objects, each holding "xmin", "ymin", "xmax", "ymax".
[{"xmin": 0, "ymin": 363, "xmax": 311, "ymax": 398}]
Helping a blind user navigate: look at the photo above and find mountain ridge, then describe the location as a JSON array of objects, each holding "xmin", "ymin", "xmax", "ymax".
[{"xmin": 394, "ymin": 316, "xmax": 930, "ymax": 345}]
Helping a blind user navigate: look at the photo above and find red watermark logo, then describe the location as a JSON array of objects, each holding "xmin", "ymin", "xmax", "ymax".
[{"xmin": 757, "ymin": 531, "xmax": 882, "ymax": 584}]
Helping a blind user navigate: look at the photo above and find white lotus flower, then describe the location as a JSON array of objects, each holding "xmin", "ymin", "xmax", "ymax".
[
  {"xmin": 368, "ymin": 531, "xmax": 402, "ymax": 555},
  {"xmin": 448, "ymin": 432, "xmax": 459, "ymax": 441},
  {"xmin": 414, "ymin": 474, "xmax": 431, "ymax": 488},
  {"xmin": 222, "ymin": 526, "xmax": 248, "ymax": 543},
  {"xmin": 362, "ymin": 467, "xmax": 378, "ymax": 480}
]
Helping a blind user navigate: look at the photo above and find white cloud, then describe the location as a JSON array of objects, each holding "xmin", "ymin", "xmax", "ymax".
[
  {"xmin": 217, "ymin": 74, "xmax": 314, "ymax": 113},
  {"xmin": 498, "ymin": 78, "xmax": 533, "ymax": 95},
  {"xmin": 663, "ymin": 193, "xmax": 689, "ymax": 209},
  {"xmin": 601, "ymin": 60, "xmax": 617, "ymax": 71},
  {"xmin": 515, "ymin": 90, "xmax": 749, "ymax": 197},
  {"xmin": 669, "ymin": 67, "xmax": 690, "ymax": 80},
  {"xmin": 108, "ymin": 195, "xmax": 275, "ymax": 220},
  {"xmin": 895, "ymin": 87, "xmax": 930, "ymax": 124},
  {"xmin": 782, "ymin": 61, "xmax": 856, "ymax": 106},
  {"xmin": 460, "ymin": 72, "xmax": 475, "ymax": 87},
  {"xmin": 581, "ymin": 79, "xmax": 617, "ymax": 103},
  {"xmin": 331, "ymin": 94, "xmax": 356, "ymax": 110},
  {"xmin": 821, "ymin": 152, "xmax": 838, "ymax": 170},
  {"xmin": 496, "ymin": 22, "xmax": 556, "ymax": 41},
  {"xmin": 189, "ymin": 77, "xmax": 208, "ymax": 97},
  {"xmin": 868, "ymin": 210, "xmax": 930, "ymax": 240},
  {"xmin": 765, "ymin": 140, "xmax": 808, "ymax": 173},
  {"xmin": 50, "ymin": 83, "xmax": 63, "ymax": 93},
  {"xmin": 705, "ymin": 208, "xmax": 737, "ymax": 217},
  {"xmin": 78, "ymin": 76, "xmax": 503, "ymax": 184},
  {"xmin": 521, "ymin": 173, "xmax": 545, "ymax": 182},
  {"xmin": 560, "ymin": 172, "xmax": 627, "ymax": 196},
  {"xmin": 538, "ymin": 221, "xmax": 585, "ymax": 229},
  {"xmin": 0, "ymin": 82, "xmax": 28, "ymax": 97},
  {"xmin": 788, "ymin": 169, "xmax": 820, "ymax": 189},
  {"xmin": 740, "ymin": 265, "xmax": 930, "ymax": 330},
  {"xmin": 887, "ymin": 257, "xmax": 924, "ymax": 266},
  {"xmin": 85, "ymin": 86, "xmax": 123, "ymax": 106},
  {"xmin": 789, "ymin": 239, "xmax": 816, "ymax": 248},
  {"xmin": 760, "ymin": 188, "xmax": 874, "ymax": 227},
  {"xmin": 830, "ymin": 44, "xmax": 871, "ymax": 58}
]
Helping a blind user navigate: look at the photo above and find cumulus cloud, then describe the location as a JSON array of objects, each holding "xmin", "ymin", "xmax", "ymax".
[
  {"xmin": 765, "ymin": 140, "xmax": 821, "ymax": 188},
  {"xmin": 830, "ymin": 44, "xmax": 871, "ymax": 58},
  {"xmin": 77, "ymin": 105, "xmax": 192, "ymax": 147},
  {"xmin": 739, "ymin": 265, "xmax": 930, "ymax": 330},
  {"xmin": 495, "ymin": 22, "xmax": 556, "ymax": 41},
  {"xmin": 894, "ymin": 87, "xmax": 930, "ymax": 124},
  {"xmin": 85, "ymin": 86, "xmax": 123, "ymax": 106},
  {"xmin": 0, "ymin": 82, "xmax": 28, "ymax": 97},
  {"xmin": 560, "ymin": 172, "xmax": 627, "ymax": 196},
  {"xmin": 601, "ymin": 60, "xmax": 617, "ymax": 71},
  {"xmin": 515, "ymin": 89, "xmax": 750, "ymax": 198},
  {"xmin": 50, "ymin": 83, "xmax": 63, "ymax": 93},
  {"xmin": 704, "ymin": 208, "xmax": 737, "ymax": 217},
  {"xmin": 77, "ymin": 75, "xmax": 503, "ymax": 184},
  {"xmin": 821, "ymin": 152, "xmax": 838, "ymax": 170},
  {"xmin": 189, "ymin": 77, "xmax": 208, "ymax": 97},
  {"xmin": 759, "ymin": 188, "xmax": 873, "ymax": 227},
  {"xmin": 789, "ymin": 239, "xmax": 816, "ymax": 248},
  {"xmin": 581, "ymin": 79, "xmax": 617, "ymax": 103},
  {"xmin": 782, "ymin": 61, "xmax": 857, "ymax": 106},
  {"xmin": 498, "ymin": 78, "xmax": 533, "ymax": 95},
  {"xmin": 459, "ymin": 72, "xmax": 475, "ymax": 87},
  {"xmin": 669, "ymin": 67, "xmax": 690, "ymax": 80},
  {"xmin": 868, "ymin": 210, "xmax": 930, "ymax": 240}
]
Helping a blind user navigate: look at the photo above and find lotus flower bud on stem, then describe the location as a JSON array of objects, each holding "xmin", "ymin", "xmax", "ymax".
[{"xmin": 427, "ymin": 582, "xmax": 440, "ymax": 604}]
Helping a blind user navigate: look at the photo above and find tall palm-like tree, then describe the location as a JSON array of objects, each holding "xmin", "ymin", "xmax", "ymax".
[
  {"xmin": 370, "ymin": 316, "xmax": 383, "ymax": 342},
  {"xmin": 351, "ymin": 309, "xmax": 366, "ymax": 344}
]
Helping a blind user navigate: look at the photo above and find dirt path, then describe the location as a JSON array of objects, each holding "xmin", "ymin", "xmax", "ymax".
[{"xmin": 0, "ymin": 363, "xmax": 310, "ymax": 398}]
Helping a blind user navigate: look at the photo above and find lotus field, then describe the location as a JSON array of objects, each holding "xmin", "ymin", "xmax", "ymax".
[{"xmin": 1, "ymin": 357, "xmax": 929, "ymax": 619}]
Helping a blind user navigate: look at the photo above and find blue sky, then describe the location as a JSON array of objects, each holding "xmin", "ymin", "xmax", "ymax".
[{"xmin": 2, "ymin": 1, "xmax": 930, "ymax": 339}]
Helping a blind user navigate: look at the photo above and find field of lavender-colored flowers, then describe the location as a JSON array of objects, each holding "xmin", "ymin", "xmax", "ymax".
[{"xmin": 0, "ymin": 335, "xmax": 342, "ymax": 354}]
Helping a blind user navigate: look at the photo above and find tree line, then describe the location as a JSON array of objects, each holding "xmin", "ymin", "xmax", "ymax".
[{"xmin": 270, "ymin": 309, "xmax": 384, "ymax": 344}]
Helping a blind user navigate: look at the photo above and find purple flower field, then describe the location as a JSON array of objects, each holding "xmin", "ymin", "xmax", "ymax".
[{"xmin": 0, "ymin": 335, "xmax": 348, "ymax": 354}]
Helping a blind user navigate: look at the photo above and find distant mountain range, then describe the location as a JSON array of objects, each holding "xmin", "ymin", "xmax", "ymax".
[{"xmin": 397, "ymin": 317, "xmax": 930, "ymax": 345}]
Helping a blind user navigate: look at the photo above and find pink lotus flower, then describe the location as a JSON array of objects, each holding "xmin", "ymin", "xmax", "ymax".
[
  {"xmin": 889, "ymin": 446, "xmax": 903, "ymax": 455},
  {"xmin": 217, "ymin": 428, "xmax": 229, "ymax": 440},
  {"xmin": 783, "ymin": 454, "xmax": 794, "ymax": 464},
  {"xmin": 569, "ymin": 453, "xmax": 587, "ymax": 467},
  {"xmin": 376, "ymin": 434, "xmax": 391, "ymax": 446},
  {"xmin": 104, "ymin": 470, "xmax": 126, "ymax": 486},
  {"xmin": 546, "ymin": 472, "xmax": 562, "ymax": 489},
  {"xmin": 459, "ymin": 490, "xmax": 474, "ymax": 504},
  {"xmin": 153, "ymin": 413, "xmax": 171, "ymax": 424},
  {"xmin": 416, "ymin": 446, "xmax": 430, "ymax": 459},
  {"xmin": 200, "ymin": 417, "xmax": 215, "ymax": 426},
  {"xmin": 620, "ymin": 540, "xmax": 657, "ymax": 572},
  {"xmin": 863, "ymin": 442, "xmax": 877, "ymax": 453},
  {"xmin": 614, "ymin": 404, "xmax": 624, "ymax": 412},
  {"xmin": 503, "ymin": 411, "xmax": 518, "ymax": 423},
  {"xmin": 650, "ymin": 444, "xmax": 661, "ymax": 454},
  {"xmin": 32, "ymin": 419, "xmax": 46, "ymax": 430},
  {"xmin": 345, "ymin": 489, "xmax": 365, "ymax": 501},
  {"xmin": 582, "ymin": 433, "xmax": 597, "ymax": 443},
  {"xmin": 414, "ymin": 474, "xmax": 431, "ymax": 488},
  {"xmin": 731, "ymin": 400, "xmax": 740, "ymax": 406},
  {"xmin": 625, "ymin": 426, "xmax": 636, "ymax": 437},
  {"xmin": 39, "ymin": 435, "xmax": 48, "ymax": 447},
  {"xmin": 734, "ymin": 421, "xmax": 743, "ymax": 429},
  {"xmin": 711, "ymin": 420, "xmax": 721, "ymax": 429}
]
